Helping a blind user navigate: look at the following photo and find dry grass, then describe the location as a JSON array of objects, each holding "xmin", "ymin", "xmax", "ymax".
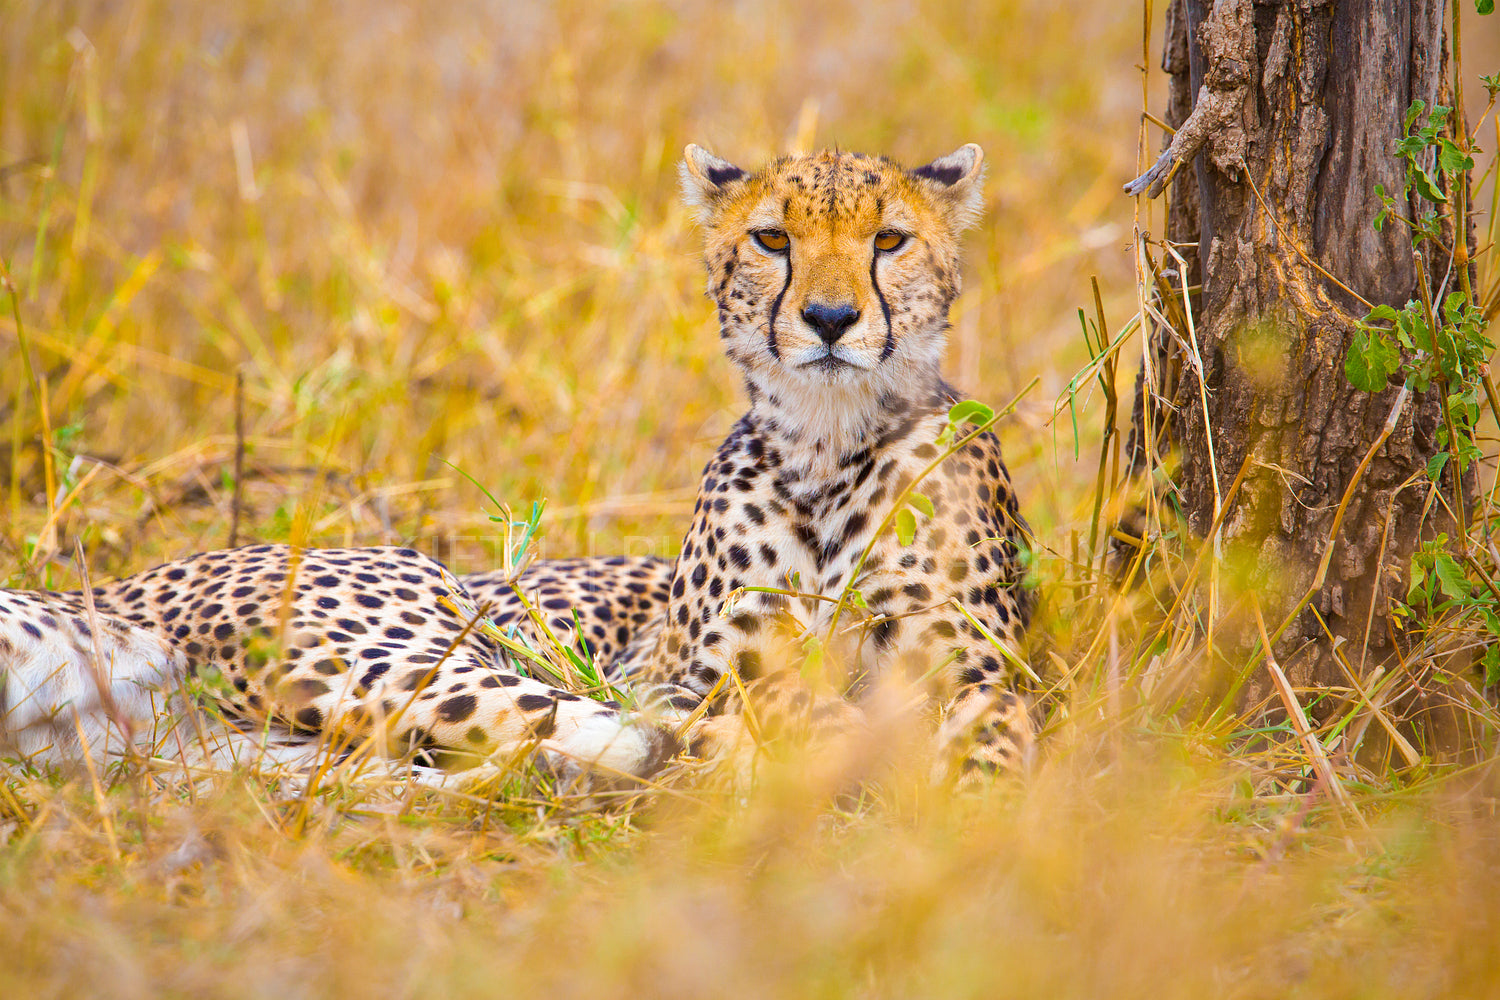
[{"xmin": 5, "ymin": 1, "xmax": 1500, "ymax": 996}]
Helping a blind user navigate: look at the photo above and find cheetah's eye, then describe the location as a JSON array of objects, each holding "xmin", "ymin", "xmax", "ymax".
[
  {"xmin": 753, "ymin": 229, "xmax": 790, "ymax": 253},
  {"xmin": 874, "ymin": 230, "xmax": 907, "ymax": 253}
]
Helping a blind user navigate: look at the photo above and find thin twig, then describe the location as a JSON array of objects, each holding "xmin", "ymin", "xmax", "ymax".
[
  {"xmin": 229, "ymin": 368, "xmax": 246, "ymax": 548},
  {"xmin": 1085, "ymin": 276, "xmax": 1118, "ymax": 587},
  {"xmin": 72, "ymin": 538, "xmax": 135, "ymax": 756},
  {"xmin": 1251, "ymin": 594, "xmax": 1356, "ymax": 821}
]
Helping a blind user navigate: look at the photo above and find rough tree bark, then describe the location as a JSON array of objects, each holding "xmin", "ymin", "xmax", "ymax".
[{"xmin": 1126, "ymin": 0, "xmax": 1474, "ymax": 726}]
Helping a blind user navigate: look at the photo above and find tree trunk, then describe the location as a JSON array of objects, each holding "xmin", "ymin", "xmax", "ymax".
[{"xmin": 1129, "ymin": 0, "xmax": 1473, "ymax": 728}]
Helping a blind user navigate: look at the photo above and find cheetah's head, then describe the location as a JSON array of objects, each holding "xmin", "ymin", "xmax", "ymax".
[{"xmin": 681, "ymin": 145, "xmax": 983, "ymax": 409}]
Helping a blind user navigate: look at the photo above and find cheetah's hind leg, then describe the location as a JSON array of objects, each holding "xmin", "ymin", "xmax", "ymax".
[
  {"xmin": 0, "ymin": 589, "xmax": 185, "ymax": 767},
  {"xmin": 0, "ymin": 590, "xmax": 331, "ymax": 777}
]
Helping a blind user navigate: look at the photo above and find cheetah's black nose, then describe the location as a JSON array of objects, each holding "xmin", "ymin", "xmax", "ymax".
[{"xmin": 802, "ymin": 302, "xmax": 860, "ymax": 344}]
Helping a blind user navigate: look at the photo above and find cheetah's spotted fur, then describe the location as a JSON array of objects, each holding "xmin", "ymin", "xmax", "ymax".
[
  {"xmin": 2, "ymin": 548, "xmax": 677, "ymax": 782},
  {"xmin": 1, "ymin": 144, "xmax": 1033, "ymax": 787}
]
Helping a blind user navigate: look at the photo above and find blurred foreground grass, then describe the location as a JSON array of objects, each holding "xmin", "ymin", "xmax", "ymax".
[
  {"xmin": 5, "ymin": 1, "xmax": 1500, "ymax": 996},
  {"xmin": 7, "ymin": 744, "xmax": 1500, "ymax": 998}
]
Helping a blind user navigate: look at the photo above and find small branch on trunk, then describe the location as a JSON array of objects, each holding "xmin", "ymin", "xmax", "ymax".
[{"xmin": 1124, "ymin": 0, "xmax": 1253, "ymax": 199}]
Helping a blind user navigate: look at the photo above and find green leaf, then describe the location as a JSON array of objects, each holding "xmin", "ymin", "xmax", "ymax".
[
  {"xmin": 1427, "ymin": 451, "xmax": 1450, "ymax": 481},
  {"xmin": 1408, "ymin": 559, "xmax": 1427, "ymax": 602},
  {"xmin": 1399, "ymin": 306, "xmax": 1424, "ymax": 347},
  {"xmin": 1438, "ymin": 138, "xmax": 1475, "ymax": 175},
  {"xmin": 1442, "ymin": 290, "xmax": 1468, "ymax": 325},
  {"xmin": 1404, "ymin": 100, "xmax": 1426, "ymax": 133},
  {"xmin": 947, "ymin": 400, "xmax": 994, "ymax": 427},
  {"xmin": 1077, "ymin": 308, "xmax": 1095, "ymax": 356},
  {"xmin": 1483, "ymin": 646, "xmax": 1500, "ymax": 689},
  {"xmin": 1424, "ymin": 106, "xmax": 1451, "ymax": 140},
  {"xmin": 1478, "ymin": 0, "xmax": 1494, "ymax": 15},
  {"xmin": 512, "ymin": 499, "xmax": 548, "ymax": 566},
  {"xmin": 1410, "ymin": 166, "xmax": 1447, "ymax": 203},
  {"xmin": 563, "ymin": 645, "xmax": 590, "ymax": 675},
  {"xmin": 799, "ymin": 633, "xmax": 825, "ymax": 686},
  {"xmin": 1434, "ymin": 553, "xmax": 1470, "ymax": 602},
  {"xmin": 894, "ymin": 508, "xmax": 918, "ymax": 546},
  {"xmin": 1363, "ymin": 304, "xmax": 1401, "ymax": 324},
  {"xmin": 907, "ymin": 492, "xmax": 934, "ymax": 518},
  {"xmin": 1408, "ymin": 362, "xmax": 1433, "ymax": 393},
  {"xmin": 1345, "ymin": 329, "xmax": 1400, "ymax": 391}
]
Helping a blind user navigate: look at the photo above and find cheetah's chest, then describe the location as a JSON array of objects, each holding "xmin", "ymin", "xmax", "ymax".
[{"xmin": 736, "ymin": 453, "xmax": 919, "ymax": 632}]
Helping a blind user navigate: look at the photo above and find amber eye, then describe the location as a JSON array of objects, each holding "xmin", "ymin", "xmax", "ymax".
[
  {"xmin": 753, "ymin": 229, "xmax": 790, "ymax": 252},
  {"xmin": 874, "ymin": 230, "xmax": 907, "ymax": 252}
]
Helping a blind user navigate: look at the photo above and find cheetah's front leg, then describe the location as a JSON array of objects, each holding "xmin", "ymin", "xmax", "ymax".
[
  {"xmin": 283, "ymin": 646, "xmax": 680, "ymax": 786},
  {"xmin": 929, "ymin": 631, "xmax": 1034, "ymax": 784},
  {"xmin": 933, "ymin": 680, "xmax": 1034, "ymax": 784},
  {"xmin": 897, "ymin": 609, "xmax": 1034, "ymax": 784},
  {"xmin": 638, "ymin": 671, "xmax": 868, "ymax": 789}
]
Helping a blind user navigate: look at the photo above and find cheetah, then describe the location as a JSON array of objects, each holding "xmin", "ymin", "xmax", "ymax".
[
  {"xmin": 490, "ymin": 145, "xmax": 1036, "ymax": 777},
  {"xmin": 467, "ymin": 145, "xmax": 1035, "ymax": 779},
  {"xmin": 0, "ymin": 142, "xmax": 1033, "ymax": 789},
  {"xmin": 605, "ymin": 142, "xmax": 1036, "ymax": 779},
  {"xmin": 2, "ymin": 547, "xmax": 678, "ymax": 783}
]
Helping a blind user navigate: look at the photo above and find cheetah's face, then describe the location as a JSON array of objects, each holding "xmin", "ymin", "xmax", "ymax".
[{"xmin": 681, "ymin": 145, "xmax": 984, "ymax": 394}]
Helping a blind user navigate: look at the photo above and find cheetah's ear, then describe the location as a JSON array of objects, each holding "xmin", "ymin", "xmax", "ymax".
[
  {"xmin": 681, "ymin": 144, "xmax": 747, "ymax": 225},
  {"xmin": 909, "ymin": 143, "xmax": 986, "ymax": 231}
]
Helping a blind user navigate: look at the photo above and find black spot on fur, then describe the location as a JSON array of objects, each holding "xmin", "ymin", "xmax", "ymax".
[
  {"xmin": 436, "ymin": 694, "xmax": 477, "ymax": 723},
  {"xmin": 287, "ymin": 677, "xmax": 331, "ymax": 699}
]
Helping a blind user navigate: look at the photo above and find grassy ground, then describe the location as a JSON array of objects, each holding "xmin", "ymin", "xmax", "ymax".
[{"xmin": 5, "ymin": 1, "xmax": 1500, "ymax": 996}]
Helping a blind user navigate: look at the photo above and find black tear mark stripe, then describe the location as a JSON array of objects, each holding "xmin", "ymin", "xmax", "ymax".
[
  {"xmin": 767, "ymin": 253, "xmax": 794, "ymax": 360},
  {"xmin": 871, "ymin": 253, "xmax": 894, "ymax": 361}
]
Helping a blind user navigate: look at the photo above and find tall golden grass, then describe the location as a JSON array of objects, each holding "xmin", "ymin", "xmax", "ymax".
[
  {"xmin": 5, "ymin": 1, "xmax": 1500, "ymax": 996},
  {"xmin": 1, "ymin": 0, "xmax": 1139, "ymax": 577}
]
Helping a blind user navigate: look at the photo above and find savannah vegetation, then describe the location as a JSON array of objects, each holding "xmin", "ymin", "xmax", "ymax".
[{"xmin": 4, "ymin": 1, "xmax": 1500, "ymax": 996}]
